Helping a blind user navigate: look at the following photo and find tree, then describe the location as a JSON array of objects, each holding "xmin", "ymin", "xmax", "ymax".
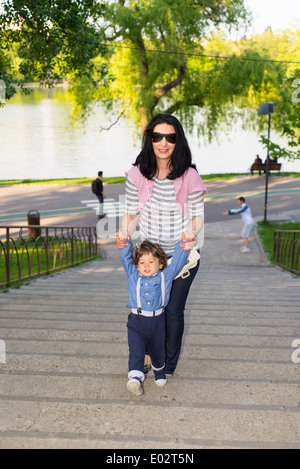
[
  {"xmin": 259, "ymin": 74, "xmax": 300, "ymax": 162},
  {"xmin": 253, "ymin": 30, "xmax": 300, "ymax": 161},
  {"xmin": 0, "ymin": 47, "xmax": 15, "ymax": 104},
  {"xmin": 0, "ymin": 0, "xmax": 108, "ymax": 89},
  {"xmin": 69, "ymin": 0, "xmax": 293, "ymax": 142},
  {"xmin": 2, "ymin": 0, "xmax": 299, "ymax": 157},
  {"xmin": 84, "ymin": 0, "xmax": 252, "ymax": 129}
]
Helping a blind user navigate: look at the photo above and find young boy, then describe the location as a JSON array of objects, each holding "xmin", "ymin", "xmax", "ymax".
[
  {"xmin": 222, "ymin": 197, "xmax": 255, "ymax": 253},
  {"xmin": 118, "ymin": 235, "xmax": 190, "ymax": 396}
]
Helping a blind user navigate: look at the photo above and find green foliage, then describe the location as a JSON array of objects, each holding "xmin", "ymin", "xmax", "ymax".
[
  {"xmin": 98, "ymin": 0, "xmax": 251, "ymax": 129},
  {"xmin": 0, "ymin": 0, "xmax": 108, "ymax": 92},
  {"xmin": 1, "ymin": 0, "xmax": 300, "ymax": 155},
  {"xmin": 0, "ymin": 48, "xmax": 16, "ymax": 103},
  {"xmin": 259, "ymin": 135, "xmax": 300, "ymax": 162},
  {"xmin": 70, "ymin": 3, "xmax": 298, "ymax": 141},
  {"xmin": 258, "ymin": 62, "xmax": 300, "ymax": 162}
]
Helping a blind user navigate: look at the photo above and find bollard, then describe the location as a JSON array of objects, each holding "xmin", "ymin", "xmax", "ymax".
[{"xmin": 27, "ymin": 210, "xmax": 41, "ymax": 239}]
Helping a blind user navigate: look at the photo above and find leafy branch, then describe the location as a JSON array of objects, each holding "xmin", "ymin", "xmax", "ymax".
[{"xmin": 259, "ymin": 135, "xmax": 300, "ymax": 162}]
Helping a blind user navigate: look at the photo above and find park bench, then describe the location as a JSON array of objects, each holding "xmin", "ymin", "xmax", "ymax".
[{"xmin": 250, "ymin": 162, "xmax": 281, "ymax": 175}]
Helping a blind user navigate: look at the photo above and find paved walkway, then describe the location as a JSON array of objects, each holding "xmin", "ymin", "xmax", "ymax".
[
  {"xmin": 1, "ymin": 175, "xmax": 300, "ymax": 227},
  {"xmin": 0, "ymin": 217, "xmax": 299, "ymax": 449}
]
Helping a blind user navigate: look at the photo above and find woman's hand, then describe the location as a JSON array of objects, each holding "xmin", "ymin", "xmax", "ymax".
[
  {"xmin": 115, "ymin": 231, "xmax": 130, "ymax": 249},
  {"xmin": 180, "ymin": 231, "xmax": 197, "ymax": 251}
]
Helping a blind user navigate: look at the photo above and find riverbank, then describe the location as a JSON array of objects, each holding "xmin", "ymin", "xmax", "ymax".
[{"xmin": 0, "ymin": 172, "xmax": 300, "ymax": 186}]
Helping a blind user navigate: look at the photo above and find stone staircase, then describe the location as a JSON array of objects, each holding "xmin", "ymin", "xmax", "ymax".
[{"xmin": 0, "ymin": 219, "xmax": 299, "ymax": 449}]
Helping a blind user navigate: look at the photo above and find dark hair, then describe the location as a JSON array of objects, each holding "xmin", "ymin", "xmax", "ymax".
[
  {"xmin": 98, "ymin": 171, "xmax": 103, "ymax": 177},
  {"xmin": 238, "ymin": 197, "xmax": 245, "ymax": 203},
  {"xmin": 133, "ymin": 113, "xmax": 197, "ymax": 180},
  {"xmin": 132, "ymin": 240, "xmax": 168, "ymax": 270}
]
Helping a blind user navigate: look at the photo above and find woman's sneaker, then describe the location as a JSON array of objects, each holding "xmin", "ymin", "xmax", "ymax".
[{"xmin": 127, "ymin": 377, "xmax": 143, "ymax": 396}]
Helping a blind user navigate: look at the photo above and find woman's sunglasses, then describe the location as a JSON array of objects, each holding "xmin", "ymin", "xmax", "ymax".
[{"xmin": 152, "ymin": 132, "xmax": 177, "ymax": 144}]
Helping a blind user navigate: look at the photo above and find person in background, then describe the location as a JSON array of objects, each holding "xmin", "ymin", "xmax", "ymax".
[
  {"xmin": 254, "ymin": 155, "xmax": 262, "ymax": 164},
  {"xmin": 251, "ymin": 155, "xmax": 263, "ymax": 175},
  {"xmin": 95, "ymin": 171, "xmax": 106, "ymax": 219},
  {"xmin": 222, "ymin": 197, "xmax": 255, "ymax": 253}
]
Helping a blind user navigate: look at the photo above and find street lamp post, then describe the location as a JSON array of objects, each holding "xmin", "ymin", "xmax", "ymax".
[{"xmin": 258, "ymin": 102, "xmax": 274, "ymax": 222}]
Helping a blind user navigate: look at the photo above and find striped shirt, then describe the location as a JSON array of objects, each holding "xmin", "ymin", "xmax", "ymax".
[{"xmin": 126, "ymin": 176, "xmax": 204, "ymax": 257}]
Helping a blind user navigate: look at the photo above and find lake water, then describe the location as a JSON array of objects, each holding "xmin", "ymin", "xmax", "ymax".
[{"xmin": 1, "ymin": 85, "xmax": 300, "ymax": 180}]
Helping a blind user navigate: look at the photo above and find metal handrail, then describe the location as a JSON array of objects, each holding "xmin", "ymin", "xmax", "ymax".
[
  {"xmin": 0, "ymin": 225, "xmax": 98, "ymax": 288},
  {"xmin": 273, "ymin": 230, "xmax": 300, "ymax": 275}
]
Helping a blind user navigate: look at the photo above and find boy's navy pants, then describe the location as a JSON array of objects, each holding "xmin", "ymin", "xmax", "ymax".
[{"xmin": 127, "ymin": 312, "xmax": 165, "ymax": 381}]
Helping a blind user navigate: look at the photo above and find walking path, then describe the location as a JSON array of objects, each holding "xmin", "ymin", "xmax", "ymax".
[{"xmin": 0, "ymin": 216, "xmax": 299, "ymax": 449}]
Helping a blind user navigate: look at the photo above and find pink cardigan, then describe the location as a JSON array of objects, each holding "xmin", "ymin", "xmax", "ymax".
[{"xmin": 125, "ymin": 166, "xmax": 207, "ymax": 216}]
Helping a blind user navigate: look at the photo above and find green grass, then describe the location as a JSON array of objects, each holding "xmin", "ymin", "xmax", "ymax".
[
  {"xmin": 0, "ymin": 177, "xmax": 127, "ymax": 186},
  {"xmin": 0, "ymin": 236, "xmax": 100, "ymax": 288},
  {"xmin": 0, "ymin": 172, "xmax": 299, "ymax": 186},
  {"xmin": 202, "ymin": 173, "xmax": 248, "ymax": 180},
  {"xmin": 256, "ymin": 220, "xmax": 300, "ymax": 265},
  {"xmin": 201, "ymin": 172, "xmax": 300, "ymax": 181}
]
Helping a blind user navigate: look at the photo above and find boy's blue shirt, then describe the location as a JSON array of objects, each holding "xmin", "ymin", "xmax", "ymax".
[{"xmin": 120, "ymin": 240, "xmax": 189, "ymax": 311}]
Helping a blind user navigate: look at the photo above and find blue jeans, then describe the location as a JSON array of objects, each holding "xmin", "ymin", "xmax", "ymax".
[
  {"xmin": 164, "ymin": 259, "xmax": 200, "ymax": 374},
  {"xmin": 97, "ymin": 195, "xmax": 104, "ymax": 215}
]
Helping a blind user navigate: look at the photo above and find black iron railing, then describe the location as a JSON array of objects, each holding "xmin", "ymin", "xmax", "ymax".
[
  {"xmin": 273, "ymin": 230, "xmax": 300, "ymax": 275},
  {"xmin": 0, "ymin": 225, "xmax": 98, "ymax": 288}
]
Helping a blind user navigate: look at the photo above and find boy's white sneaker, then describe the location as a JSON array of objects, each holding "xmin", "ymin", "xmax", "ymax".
[
  {"xmin": 240, "ymin": 247, "xmax": 250, "ymax": 253},
  {"xmin": 155, "ymin": 378, "xmax": 167, "ymax": 387},
  {"xmin": 127, "ymin": 378, "xmax": 143, "ymax": 396}
]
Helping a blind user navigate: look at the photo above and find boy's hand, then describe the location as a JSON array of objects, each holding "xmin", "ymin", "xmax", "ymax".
[
  {"xmin": 115, "ymin": 231, "xmax": 130, "ymax": 249},
  {"xmin": 180, "ymin": 231, "xmax": 196, "ymax": 251},
  {"xmin": 222, "ymin": 210, "xmax": 228, "ymax": 215}
]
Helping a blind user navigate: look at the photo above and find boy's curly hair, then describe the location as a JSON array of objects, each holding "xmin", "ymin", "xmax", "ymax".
[{"xmin": 132, "ymin": 240, "xmax": 168, "ymax": 270}]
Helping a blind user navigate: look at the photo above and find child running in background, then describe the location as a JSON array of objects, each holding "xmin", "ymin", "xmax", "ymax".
[
  {"xmin": 117, "ymin": 234, "xmax": 191, "ymax": 396},
  {"xmin": 222, "ymin": 197, "xmax": 255, "ymax": 253}
]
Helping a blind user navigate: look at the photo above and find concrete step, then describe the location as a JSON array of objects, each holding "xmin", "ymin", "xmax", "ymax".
[
  {"xmin": 0, "ymin": 373, "xmax": 299, "ymax": 411},
  {"xmin": 0, "ymin": 338, "xmax": 296, "ymax": 363},
  {"xmin": 0, "ymin": 399, "xmax": 299, "ymax": 449}
]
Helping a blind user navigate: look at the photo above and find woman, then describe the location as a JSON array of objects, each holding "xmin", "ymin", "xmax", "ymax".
[{"xmin": 116, "ymin": 113, "xmax": 206, "ymax": 375}]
